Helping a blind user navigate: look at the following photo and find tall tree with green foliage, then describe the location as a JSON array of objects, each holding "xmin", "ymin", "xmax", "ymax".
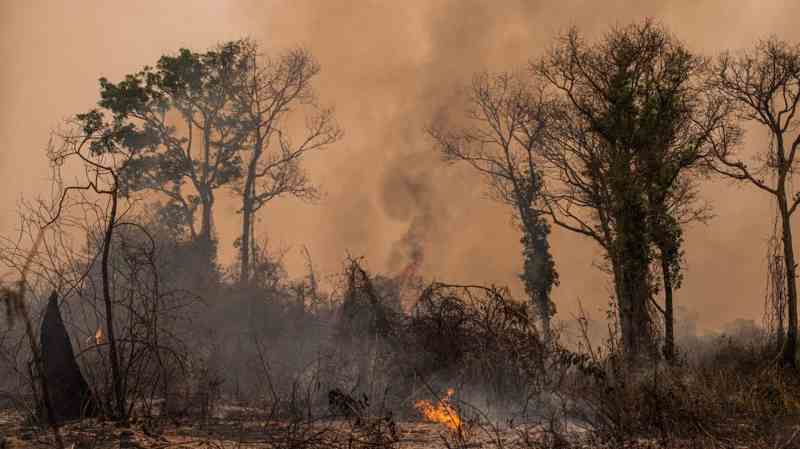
[
  {"xmin": 96, "ymin": 40, "xmax": 251, "ymax": 262},
  {"xmin": 536, "ymin": 20, "xmax": 731, "ymax": 361}
]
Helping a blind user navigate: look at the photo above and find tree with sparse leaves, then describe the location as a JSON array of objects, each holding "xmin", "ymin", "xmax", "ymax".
[
  {"xmin": 706, "ymin": 38, "xmax": 800, "ymax": 369},
  {"xmin": 429, "ymin": 72, "xmax": 558, "ymax": 340},
  {"xmin": 231, "ymin": 41, "xmax": 341, "ymax": 285},
  {"xmin": 46, "ymin": 108, "xmax": 148, "ymax": 420},
  {"xmin": 97, "ymin": 40, "xmax": 251, "ymax": 264}
]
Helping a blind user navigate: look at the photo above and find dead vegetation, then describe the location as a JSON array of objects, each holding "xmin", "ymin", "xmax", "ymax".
[
  {"xmin": 2, "ymin": 18, "xmax": 800, "ymax": 449},
  {"xmin": 3, "ymin": 255, "xmax": 798, "ymax": 449}
]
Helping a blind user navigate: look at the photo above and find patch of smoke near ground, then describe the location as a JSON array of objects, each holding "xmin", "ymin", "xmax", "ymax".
[
  {"xmin": 2, "ymin": 2, "xmax": 800, "ymax": 448},
  {"xmin": 1, "ymin": 0, "xmax": 798, "ymax": 338},
  {"xmin": 226, "ymin": 0, "xmax": 800, "ymax": 332}
]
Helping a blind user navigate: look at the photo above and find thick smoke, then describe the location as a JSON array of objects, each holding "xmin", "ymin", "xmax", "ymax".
[
  {"xmin": 383, "ymin": 158, "xmax": 433, "ymax": 275},
  {"xmin": 2, "ymin": 1, "xmax": 800, "ymax": 332}
]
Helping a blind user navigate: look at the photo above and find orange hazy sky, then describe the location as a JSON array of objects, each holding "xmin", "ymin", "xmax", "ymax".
[{"xmin": 2, "ymin": 1, "xmax": 800, "ymax": 332}]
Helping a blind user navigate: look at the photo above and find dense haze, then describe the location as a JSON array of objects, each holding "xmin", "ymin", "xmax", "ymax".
[{"xmin": 2, "ymin": 1, "xmax": 800, "ymax": 333}]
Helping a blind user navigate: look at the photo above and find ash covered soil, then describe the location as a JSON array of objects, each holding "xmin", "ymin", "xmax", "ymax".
[
  {"xmin": 0, "ymin": 407, "xmax": 709, "ymax": 449},
  {"xmin": 0, "ymin": 407, "xmax": 512, "ymax": 449}
]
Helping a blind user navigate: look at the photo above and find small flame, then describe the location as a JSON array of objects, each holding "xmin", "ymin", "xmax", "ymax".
[
  {"xmin": 414, "ymin": 388, "xmax": 462, "ymax": 433},
  {"xmin": 94, "ymin": 327, "xmax": 104, "ymax": 345}
]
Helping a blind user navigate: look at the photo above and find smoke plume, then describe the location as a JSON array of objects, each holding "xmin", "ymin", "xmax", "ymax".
[{"xmin": 2, "ymin": 1, "xmax": 800, "ymax": 332}]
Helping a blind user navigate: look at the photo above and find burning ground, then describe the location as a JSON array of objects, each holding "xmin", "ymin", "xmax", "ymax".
[{"xmin": 2, "ymin": 3, "xmax": 800, "ymax": 448}]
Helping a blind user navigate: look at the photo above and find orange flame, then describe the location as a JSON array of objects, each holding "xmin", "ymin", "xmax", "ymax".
[
  {"xmin": 414, "ymin": 388, "xmax": 462, "ymax": 433},
  {"xmin": 94, "ymin": 327, "xmax": 104, "ymax": 345}
]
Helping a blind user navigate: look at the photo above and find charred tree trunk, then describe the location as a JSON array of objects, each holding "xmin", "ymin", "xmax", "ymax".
[
  {"xmin": 101, "ymin": 186, "xmax": 125, "ymax": 420},
  {"xmin": 239, "ymin": 190, "xmax": 253, "ymax": 285},
  {"xmin": 198, "ymin": 124, "xmax": 216, "ymax": 252},
  {"xmin": 778, "ymin": 188, "xmax": 798, "ymax": 369},
  {"xmin": 40, "ymin": 291, "xmax": 96, "ymax": 422},
  {"xmin": 239, "ymin": 128, "xmax": 266, "ymax": 286},
  {"xmin": 199, "ymin": 189, "xmax": 215, "ymax": 246},
  {"xmin": 239, "ymin": 140, "xmax": 260, "ymax": 285},
  {"xmin": 661, "ymin": 252, "xmax": 675, "ymax": 363},
  {"xmin": 613, "ymin": 197, "xmax": 654, "ymax": 362},
  {"xmin": 8, "ymin": 280, "xmax": 65, "ymax": 447}
]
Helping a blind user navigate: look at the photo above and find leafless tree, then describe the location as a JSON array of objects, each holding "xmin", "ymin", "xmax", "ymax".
[
  {"xmin": 0, "ymin": 186, "xmax": 105, "ymax": 429},
  {"xmin": 0, "ymin": 238, "xmax": 65, "ymax": 449},
  {"xmin": 45, "ymin": 115, "xmax": 135, "ymax": 419},
  {"xmin": 706, "ymin": 37, "xmax": 800, "ymax": 368},
  {"xmin": 232, "ymin": 41, "xmax": 342, "ymax": 285},
  {"xmin": 428, "ymin": 71, "xmax": 558, "ymax": 340}
]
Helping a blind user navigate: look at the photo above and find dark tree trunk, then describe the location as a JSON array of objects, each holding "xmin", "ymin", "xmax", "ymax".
[
  {"xmin": 239, "ymin": 175, "xmax": 255, "ymax": 286},
  {"xmin": 101, "ymin": 188, "xmax": 125, "ymax": 420},
  {"xmin": 661, "ymin": 253, "xmax": 675, "ymax": 363},
  {"xmin": 778, "ymin": 190, "xmax": 798, "ymax": 369},
  {"xmin": 240, "ymin": 202, "xmax": 252, "ymax": 285},
  {"xmin": 518, "ymin": 206, "xmax": 557, "ymax": 343},
  {"xmin": 613, "ymin": 197, "xmax": 654, "ymax": 362},
  {"xmin": 614, "ymin": 261, "xmax": 652, "ymax": 361},
  {"xmin": 40, "ymin": 291, "xmax": 96, "ymax": 422},
  {"xmin": 198, "ymin": 124, "xmax": 215, "ymax": 250},
  {"xmin": 239, "ymin": 133, "xmax": 263, "ymax": 286},
  {"xmin": 199, "ymin": 190, "xmax": 214, "ymax": 245}
]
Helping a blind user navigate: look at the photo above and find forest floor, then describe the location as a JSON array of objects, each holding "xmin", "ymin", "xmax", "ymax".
[
  {"xmin": 1, "ymin": 409, "xmax": 505, "ymax": 449},
  {"xmin": 0, "ymin": 407, "xmax": 773, "ymax": 449}
]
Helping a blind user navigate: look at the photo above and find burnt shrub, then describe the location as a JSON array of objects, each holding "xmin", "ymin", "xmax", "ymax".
[{"xmin": 406, "ymin": 283, "xmax": 549, "ymax": 407}]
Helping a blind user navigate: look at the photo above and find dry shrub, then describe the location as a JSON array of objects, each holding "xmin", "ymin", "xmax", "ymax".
[
  {"xmin": 560, "ymin": 328, "xmax": 800, "ymax": 447},
  {"xmin": 406, "ymin": 283, "xmax": 550, "ymax": 412},
  {"xmin": 685, "ymin": 336, "xmax": 800, "ymax": 444}
]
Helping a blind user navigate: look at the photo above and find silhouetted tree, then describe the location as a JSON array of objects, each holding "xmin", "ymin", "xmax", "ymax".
[
  {"xmin": 47, "ymin": 109, "xmax": 146, "ymax": 419},
  {"xmin": 96, "ymin": 40, "xmax": 251, "ymax": 261},
  {"xmin": 429, "ymin": 72, "xmax": 558, "ymax": 340},
  {"xmin": 706, "ymin": 38, "xmax": 800, "ymax": 369},
  {"xmin": 335, "ymin": 258, "xmax": 401, "ymax": 393},
  {"xmin": 536, "ymin": 20, "xmax": 730, "ymax": 361},
  {"xmin": 231, "ymin": 41, "xmax": 341, "ymax": 285},
  {"xmin": 646, "ymin": 178, "xmax": 710, "ymax": 361}
]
